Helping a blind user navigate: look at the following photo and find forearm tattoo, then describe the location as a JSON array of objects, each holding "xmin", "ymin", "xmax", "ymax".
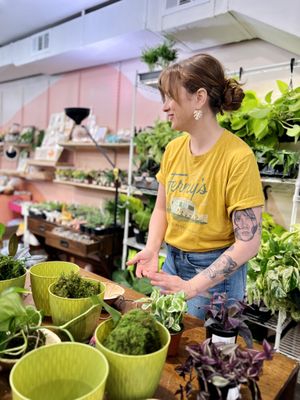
[
  {"xmin": 204, "ymin": 254, "xmax": 238, "ymax": 280},
  {"xmin": 233, "ymin": 208, "xmax": 259, "ymax": 241}
]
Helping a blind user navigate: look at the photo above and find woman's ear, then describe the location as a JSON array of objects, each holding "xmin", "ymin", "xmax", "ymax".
[{"xmin": 195, "ymin": 88, "xmax": 207, "ymax": 107}]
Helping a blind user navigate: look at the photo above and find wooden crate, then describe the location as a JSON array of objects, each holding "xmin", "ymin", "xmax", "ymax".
[
  {"xmin": 28, "ymin": 217, "xmax": 55, "ymax": 238},
  {"xmin": 45, "ymin": 231, "xmax": 101, "ymax": 257}
]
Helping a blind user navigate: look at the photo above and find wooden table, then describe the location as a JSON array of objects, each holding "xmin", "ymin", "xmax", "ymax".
[{"xmin": 0, "ymin": 269, "xmax": 299, "ymax": 400}]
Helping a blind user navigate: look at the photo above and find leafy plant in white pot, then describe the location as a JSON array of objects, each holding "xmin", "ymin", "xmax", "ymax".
[{"xmin": 137, "ymin": 287, "xmax": 188, "ymax": 356}]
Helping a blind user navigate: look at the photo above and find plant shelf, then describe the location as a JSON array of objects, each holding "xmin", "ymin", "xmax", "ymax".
[
  {"xmin": 58, "ymin": 142, "xmax": 130, "ymax": 151},
  {"xmin": 27, "ymin": 160, "xmax": 73, "ymax": 168},
  {"xmin": 53, "ymin": 179, "xmax": 128, "ymax": 193},
  {"xmin": 0, "ymin": 169, "xmax": 24, "ymax": 177}
]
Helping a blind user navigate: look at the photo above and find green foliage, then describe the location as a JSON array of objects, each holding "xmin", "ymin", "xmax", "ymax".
[
  {"xmin": 255, "ymin": 146, "xmax": 299, "ymax": 177},
  {"xmin": 103, "ymin": 309, "xmax": 161, "ymax": 355},
  {"xmin": 52, "ymin": 272, "xmax": 101, "ymax": 299},
  {"xmin": 0, "ymin": 255, "xmax": 26, "ymax": 281},
  {"xmin": 140, "ymin": 40, "xmax": 177, "ymax": 71},
  {"xmin": 118, "ymin": 194, "xmax": 153, "ymax": 232},
  {"xmin": 0, "ymin": 223, "xmax": 5, "ymax": 240},
  {"xmin": 134, "ymin": 120, "xmax": 182, "ymax": 170},
  {"xmin": 137, "ymin": 287, "xmax": 187, "ymax": 333},
  {"xmin": 247, "ymin": 215, "xmax": 300, "ymax": 321},
  {"xmin": 112, "ymin": 252, "xmax": 153, "ymax": 295}
]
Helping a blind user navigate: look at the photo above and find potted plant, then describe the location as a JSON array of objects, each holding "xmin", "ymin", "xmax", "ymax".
[
  {"xmin": 137, "ymin": 287, "xmax": 188, "ymax": 356},
  {"xmin": 94, "ymin": 308, "xmax": 170, "ymax": 400},
  {"xmin": 0, "ymin": 287, "xmax": 73, "ymax": 368},
  {"xmin": 204, "ymin": 293, "xmax": 253, "ymax": 348},
  {"xmin": 247, "ymin": 217, "xmax": 300, "ymax": 322},
  {"xmin": 0, "ymin": 234, "xmax": 27, "ymax": 293},
  {"xmin": 254, "ymin": 146, "xmax": 299, "ymax": 178},
  {"xmin": 72, "ymin": 169, "xmax": 87, "ymax": 183},
  {"xmin": 48, "ymin": 271, "xmax": 106, "ymax": 341},
  {"xmin": 175, "ymin": 338, "xmax": 274, "ymax": 400},
  {"xmin": 141, "ymin": 39, "xmax": 178, "ymax": 71},
  {"xmin": 134, "ymin": 120, "xmax": 182, "ymax": 177}
]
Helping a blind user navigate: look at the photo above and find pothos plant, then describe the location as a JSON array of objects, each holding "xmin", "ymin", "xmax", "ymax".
[
  {"xmin": 0, "ymin": 287, "xmax": 73, "ymax": 361},
  {"xmin": 218, "ymin": 81, "xmax": 300, "ymax": 148},
  {"xmin": 247, "ymin": 213, "xmax": 300, "ymax": 321},
  {"xmin": 137, "ymin": 287, "xmax": 188, "ymax": 333},
  {"xmin": 134, "ymin": 120, "xmax": 182, "ymax": 175}
]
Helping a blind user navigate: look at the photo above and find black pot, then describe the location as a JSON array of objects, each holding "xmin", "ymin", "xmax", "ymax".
[
  {"xmin": 206, "ymin": 324, "xmax": 238, "ymax": 344},
  {"xmin": 134, "ymin": 228, "xmax": 147, "ymax": 244}
]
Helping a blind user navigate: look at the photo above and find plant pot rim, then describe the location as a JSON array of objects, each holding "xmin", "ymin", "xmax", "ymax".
[
  {"xmin": 207, "ymin": 323, "xmax": 238, "ymax": 336},
  {"xmin": 95, "ymin": 319, "xmax": 170, "ymax": 359},
  {"xmin": 48, "ymin": 279, "xmax": 105, "ymax": 301},
  {"xmin": 29, "ymin": 261, "xmax": 79, "ymax": 278}
]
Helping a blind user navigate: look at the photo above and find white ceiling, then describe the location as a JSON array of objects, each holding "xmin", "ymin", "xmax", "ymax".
[{"xmin": 0, "ymin": 0, "xmax": 110, "ymax": 46}]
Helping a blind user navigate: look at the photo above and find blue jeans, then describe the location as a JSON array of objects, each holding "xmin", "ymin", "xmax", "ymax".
[{"xmin": 162, "ymin": 244, "xmax": 247, "ymax": 320}]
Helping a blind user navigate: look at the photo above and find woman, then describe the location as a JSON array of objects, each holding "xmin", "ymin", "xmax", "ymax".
[{"xmin": 127, "ymin": 53, "xmax": 264, "ymax": 319}]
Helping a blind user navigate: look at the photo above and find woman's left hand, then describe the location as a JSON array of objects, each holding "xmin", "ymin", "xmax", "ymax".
[{"xmin": 145, "ymin": 270, "xmax": 196, "ymax": 299}]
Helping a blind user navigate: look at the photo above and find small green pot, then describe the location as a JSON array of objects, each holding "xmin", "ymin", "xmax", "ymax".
[
  {"xmin": 29, "ymin": 261, "xmax": 80, "ymax": 316},
  {"xmin": 49, "ymin": 279, "xmax": 105, "ymax": 342},
  {"xmin": 95, "ymin": 318, "xmax": 170, "ymax": 400},
  {"xmin": 10, "ymin": 342, "xmax": 109, "ymax": 400},
  {"xmin": 0, "ymin": 270, "xmax": 26, "ymax": 294}
]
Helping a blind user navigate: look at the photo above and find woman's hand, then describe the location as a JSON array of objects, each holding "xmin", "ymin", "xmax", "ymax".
[
  {"xmin": 145, "ymin": 271, "xmax": 198, "ymax": 299},
  {"xmin": 126, "ymin": 248, "xmax": 159, "ymax": 278}
]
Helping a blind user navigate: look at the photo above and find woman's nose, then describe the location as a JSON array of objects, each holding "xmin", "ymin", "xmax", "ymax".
[{"xmin": 162, "ymin": 100, "xmax": 170, "ymax": 112}]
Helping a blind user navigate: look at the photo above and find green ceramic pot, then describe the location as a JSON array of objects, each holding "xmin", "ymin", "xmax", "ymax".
[
  {"xmin": 29, "ymin": 261, "xmax": 79, "ymax": 316},
  {"xmin": 0, "ymin": 270, "xmax": 26, "ymax": 294},
  {"xmin": 95, "ymin": 318, "xmax": 170, "ymax": 400},
  {"xmin": 49, "ymin": 279, "xmax": 105, "ymax": 342},
  {"xmin": 10, "ymin": 342, "xmax": 109, "ymax": 400}
]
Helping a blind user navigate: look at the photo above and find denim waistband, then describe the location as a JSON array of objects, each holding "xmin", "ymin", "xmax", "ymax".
[{"xmin": 166, "ymin": 243, "xmax": 230, "ymax": 257}]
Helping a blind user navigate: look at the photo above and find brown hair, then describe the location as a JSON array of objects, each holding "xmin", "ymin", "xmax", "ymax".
[{"xmin": 158, "ymin": 53, "xmax": 244, "ymax": 115}]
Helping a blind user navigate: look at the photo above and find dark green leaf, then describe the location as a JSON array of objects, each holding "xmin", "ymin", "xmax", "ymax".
[{"xmin": 8, "ymin": 233, "xmax": 18, "ymax": 257}]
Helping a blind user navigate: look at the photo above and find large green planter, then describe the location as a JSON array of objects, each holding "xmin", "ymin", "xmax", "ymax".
[
  {"xmin": 10, "ymin": 342, "xmax": 109, "ymax": 400},
  {"xmin": 95, "ymin": 318, "xmax": 170, "ymax": 400},
  {"xmin": 0, "ymin": 271, "xmax": 26, "ymax": 294},
  {"xmin": 49, "ymin": 279, "xmax": 105, "ymax": 342},
  {"xmin": 29, "ymin": 261, "xmax": 79, "ymax": 316}
]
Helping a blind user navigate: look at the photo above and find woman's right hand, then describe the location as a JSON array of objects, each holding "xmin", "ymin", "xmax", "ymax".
[{"xmin": 126, "ymin": 248, "xmax": 159, "ymax": 278}]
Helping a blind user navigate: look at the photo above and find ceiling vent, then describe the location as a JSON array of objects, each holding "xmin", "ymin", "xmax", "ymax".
[
  {"xmin": 164, "ymin": 0, "xmax": 209, "ymax": 13},
  {"xmin": 32, "ymin": 31, "xmax": 50, "ymax": 54}
]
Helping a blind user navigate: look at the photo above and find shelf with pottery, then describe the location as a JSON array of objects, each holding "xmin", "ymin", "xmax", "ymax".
[
  {"xmin": 58, "ymin": 141, "xmax": 130, "ymax": 151},
  {"xmin": 53, "ymin": 179, "xmax": 128, "ymax": 193}
]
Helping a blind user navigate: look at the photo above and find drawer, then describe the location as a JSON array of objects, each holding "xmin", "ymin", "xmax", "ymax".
[
  {"xmin": 28, "ymin": 217, "xmax": 55, "ymax": 237},
  {"xmin": 45, "ymin": 231, "xmax": 101, "ymax": 257}
]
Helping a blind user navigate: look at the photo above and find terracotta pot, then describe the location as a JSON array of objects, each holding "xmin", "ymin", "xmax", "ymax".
[{"xmin": 167, "ymin": 329, "xmax": 183, "ymax": 357}]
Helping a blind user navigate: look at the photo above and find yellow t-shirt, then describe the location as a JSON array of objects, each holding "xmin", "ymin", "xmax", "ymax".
[{"xmin": 156, "ymin": 130, "xmax": 264, "ymax": 252}]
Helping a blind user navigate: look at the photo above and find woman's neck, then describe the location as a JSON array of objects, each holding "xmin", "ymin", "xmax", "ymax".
[{"xmin": 188, "ymin": 115, "xmax": 224, "ymax": 156}]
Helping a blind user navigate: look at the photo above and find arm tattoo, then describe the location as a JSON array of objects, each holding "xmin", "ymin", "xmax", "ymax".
[
  {"xmin": 233, "ymin": 208, "xmax": 258, "ymax": 242},
  {"xmin": 204, "ymin": 254, "xmax": 238, "ymax": 280}
]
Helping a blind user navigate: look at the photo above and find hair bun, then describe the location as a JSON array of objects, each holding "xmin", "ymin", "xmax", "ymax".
[{"xmin": 222, "ymin": 78, "xmax": 244, "ymax": 112}]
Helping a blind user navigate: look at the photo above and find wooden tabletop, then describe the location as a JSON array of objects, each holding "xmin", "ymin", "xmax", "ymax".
[{"xmin": 0, "ymin": 268, "xmax": 299, "ymax": 400}]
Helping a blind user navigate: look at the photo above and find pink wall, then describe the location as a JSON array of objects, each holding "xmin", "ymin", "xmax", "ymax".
[{"xmin": 0, "ymin": 59, "xmax": 162, "ymax": 206}]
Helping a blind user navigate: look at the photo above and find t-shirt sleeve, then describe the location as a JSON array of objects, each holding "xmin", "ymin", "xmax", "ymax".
[
  {"xmin": 156, "ymin": 148, "xmax": 167, "ymax": 185},
  {"xmin": 226, "ymin": 152, "xmax": 264, "ymax": 217}
]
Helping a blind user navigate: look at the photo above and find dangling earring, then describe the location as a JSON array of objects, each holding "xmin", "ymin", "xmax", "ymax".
[{"xmin": 193, "ymin": 109, "xmax": 203, "ymax": 120}]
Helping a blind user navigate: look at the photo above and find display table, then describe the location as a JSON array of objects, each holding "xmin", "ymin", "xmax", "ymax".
[{"xmin": 0, "ymin": 269, "xmax": 299, "ymax": 400}]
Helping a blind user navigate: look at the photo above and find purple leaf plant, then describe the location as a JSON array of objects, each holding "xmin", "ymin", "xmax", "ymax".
[{"xmin": 175, "ymin": 339, "xmax": 274, "ymax": 400}]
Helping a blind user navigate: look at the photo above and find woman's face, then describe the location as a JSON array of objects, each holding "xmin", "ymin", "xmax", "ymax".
[{"xmin": 162, "ymin": 86, "xmax": 195, "ymax": 131}]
